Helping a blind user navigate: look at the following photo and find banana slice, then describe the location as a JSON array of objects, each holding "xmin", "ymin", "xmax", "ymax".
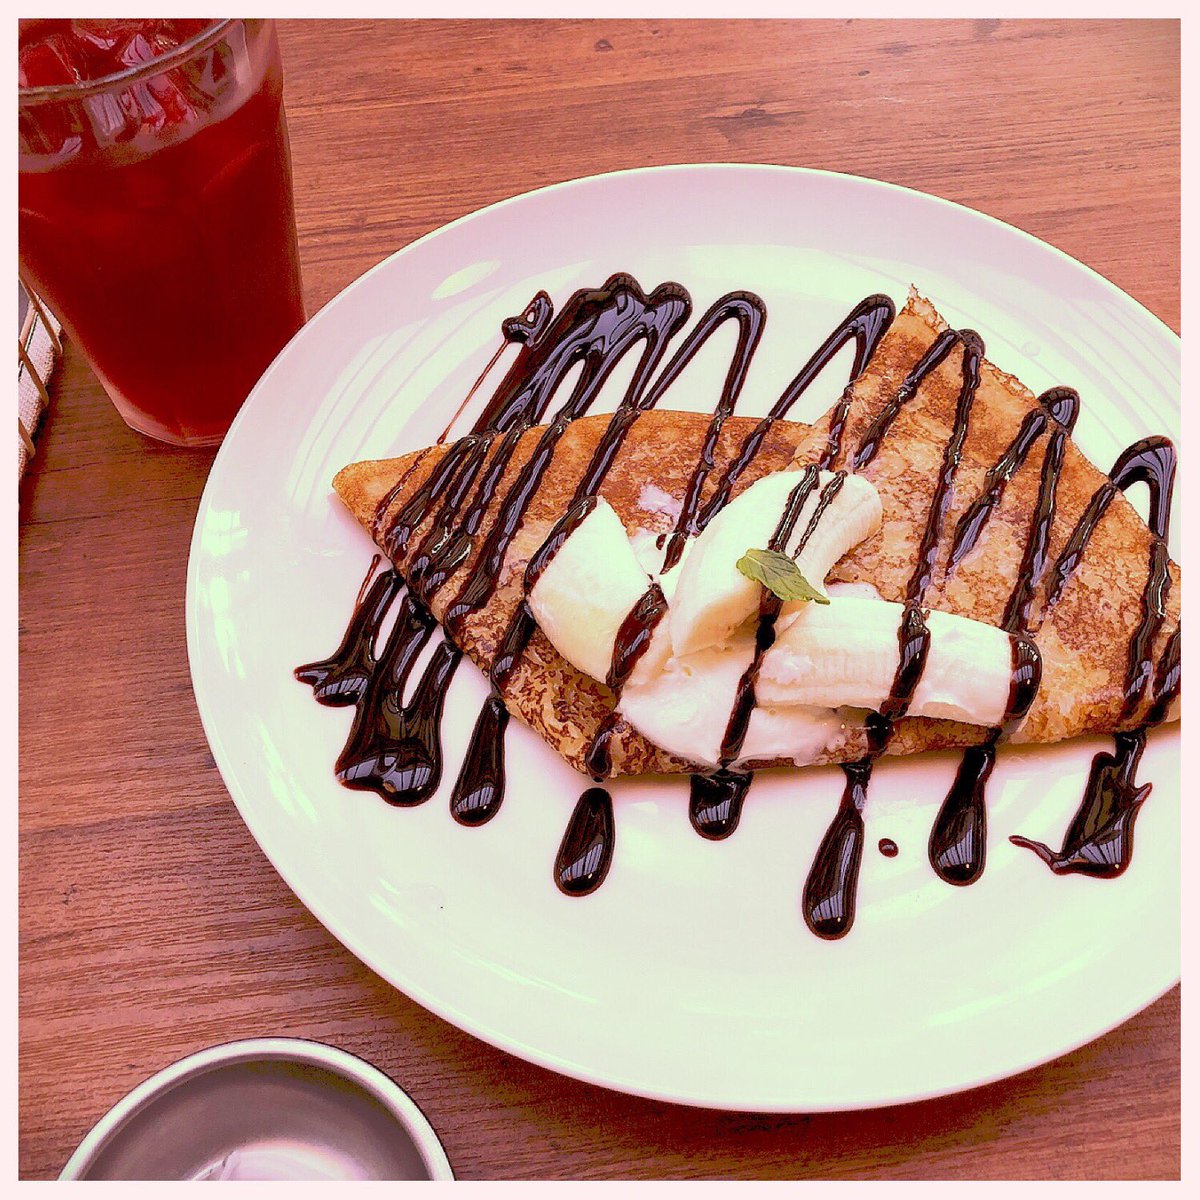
[
  {"xmin": 526, "ymin": 499, "xmax": 671, "ymax": 685},
  {"xmin": 668, "ymin": 470, "xmax": 882, "ymax": 658},
  {"xmin": 759, "ymin": 597, "xmax": 1013, "ymax": 728},
  {"xmin": 620, "ymin": 641, "xmax": 846, "ymax": 769}
]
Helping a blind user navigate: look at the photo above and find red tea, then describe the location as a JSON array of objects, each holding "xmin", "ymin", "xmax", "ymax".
[{"xmin": 18, "ymin": 19, "xmax": 304, "ymax": 446}]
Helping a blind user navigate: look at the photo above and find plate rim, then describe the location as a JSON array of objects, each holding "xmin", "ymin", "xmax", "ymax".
[{"xmin": 186, "ymin": 162, "xmax": 1180, "ymax": 1112}]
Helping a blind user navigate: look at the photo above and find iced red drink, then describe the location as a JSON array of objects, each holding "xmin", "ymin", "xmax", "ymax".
[{"xmin": 18, "ymin": 19, "xmax": 304, "ymax": 446}]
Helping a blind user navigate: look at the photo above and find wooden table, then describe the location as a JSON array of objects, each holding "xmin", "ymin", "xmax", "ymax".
[{"xmin": 19, "ymin": 19, "xmax": 1180, "ymax": 1180}]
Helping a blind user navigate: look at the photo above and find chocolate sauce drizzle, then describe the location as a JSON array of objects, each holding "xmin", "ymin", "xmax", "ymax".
[
  {"xmin": 721, "ymin": 467, "xmax": 825, "ymax": 767},
  {"xmin": 451, "ymin": 277, "xmax": 699, "ymax": 804},
  {"xmin": 804, "ymin": 332, "xmax": 984, "ymax": 935},
  {"xmin": 332, "ymin": 593, "xmax": 457, "ymax": 804},
  {"xmin": 295, "ymin": 562, "xmax": 400, "ymax": 707},
  {"xmin": 929, "ymin": 386, "xmax": 1078, "ymax": 885},
  {"xmin": 702, "ymin": 468, "xmax": 849, "ymax": 853},
  {"xmin": 680, "ymin": 295, "xmax": 896, "ymax": 826},
  {"xmin": 608, "ymin": 584, "xmax": 668, "ymax": 690},
  {"xmin": 1009, "ymin": 436, "xmax": 1178, "ymax": 876},
  {"xmin": 297, "ymin": 276, "xmax": 1178, "ymax": 938}
]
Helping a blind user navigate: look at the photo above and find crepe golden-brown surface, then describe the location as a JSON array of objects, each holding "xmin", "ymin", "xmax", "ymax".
[{"xmin": 333, "ymin": 291, "xmax": 1180, "ymax": 777}]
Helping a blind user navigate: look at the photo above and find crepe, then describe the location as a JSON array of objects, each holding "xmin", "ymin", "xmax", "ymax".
[{"xmin": 333, "ymin": 291, "xmax": 1180, "ymax": 777}]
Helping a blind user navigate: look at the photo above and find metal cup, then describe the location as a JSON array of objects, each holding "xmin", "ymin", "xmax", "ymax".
[{"xmin": 59, "ymin": 1038, "xmax": 454, "ymax": 1180}]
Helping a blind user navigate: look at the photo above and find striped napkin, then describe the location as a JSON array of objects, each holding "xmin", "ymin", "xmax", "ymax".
[{"xmin": 18, "ymin": 285, "xmax": 62, "ymax": 478}]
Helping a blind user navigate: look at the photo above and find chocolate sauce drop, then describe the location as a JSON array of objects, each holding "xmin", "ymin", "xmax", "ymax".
[
  {"xmin": 555, "ymin": 788, "xmax": 615, "ymax": 896},
  {"xmin": 689, "ymin": 770, "xmax": 751, "ymax": 840},
  {"xmin": 296, "ymin": 565, "xmax": 464, "ymax": 807},
  {"xmin": 583, "ymin": 712, "xmax": 621, "ymax": 781},
  {"xmin": 929, "ymin": 743, "xmax": 993, "ymax": 885},
  {"xmin": 1010, "ymin": 730, "xmax": 1150, "ymax": 877},
  {"xmin": 878, "ymin": 838, "xmax": 899, "ymax": 858},
  {"xmin": 803, "ymin": 761, "xmax": 869, "ymax": 939},
  {"xmin": 448, "ymin": 604, "xmax": 535, "ymax": 824},
  {"xmin": 1005, "ymin": 636, "xmax": 1042, "ymax": 725},
  {"xmin": 449, "ymin": 692, "xmax": 509, "ymax": 826}
]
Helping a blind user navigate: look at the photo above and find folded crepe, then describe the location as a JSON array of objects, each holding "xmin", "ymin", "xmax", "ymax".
[{"xmin": 332, "ymin": 290, "xmax": 1180, "ymax": 777}]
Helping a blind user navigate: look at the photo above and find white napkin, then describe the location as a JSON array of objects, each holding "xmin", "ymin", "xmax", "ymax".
[{"xmin": 18, "ymin": 289, "xmax": 62, "ymax": 478}]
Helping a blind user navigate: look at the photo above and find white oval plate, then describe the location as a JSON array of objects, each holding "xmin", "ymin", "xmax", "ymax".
[{"xmin": 187, "ymin": 165, "xmax": 1179, "ymax": 1112}]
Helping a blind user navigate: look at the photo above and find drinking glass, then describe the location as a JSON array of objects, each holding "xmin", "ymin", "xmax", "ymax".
[{"xmin": 18, "ymin": 18, "xmax": 305, "ymax": 447}]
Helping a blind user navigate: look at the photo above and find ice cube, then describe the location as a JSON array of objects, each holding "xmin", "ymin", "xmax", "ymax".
[{"xmin": 18, "ymin": 31, "xmax": 88, "ymax": 89}]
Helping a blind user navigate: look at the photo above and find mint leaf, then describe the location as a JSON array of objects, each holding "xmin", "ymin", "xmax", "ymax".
[{"xmin": 736, "ymin": 548, "xmax": 830, "ymax": 605}]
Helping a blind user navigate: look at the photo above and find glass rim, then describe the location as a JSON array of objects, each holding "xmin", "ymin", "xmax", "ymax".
[{"xmin": 18, "ymin": 18, "xmax": 238, "ymax": 107}]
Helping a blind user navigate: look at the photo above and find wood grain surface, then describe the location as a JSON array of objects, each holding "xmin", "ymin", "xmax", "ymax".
[{"xmin": 18, "ymin": 18, "xmax": 1180, "ymax": 1180}]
